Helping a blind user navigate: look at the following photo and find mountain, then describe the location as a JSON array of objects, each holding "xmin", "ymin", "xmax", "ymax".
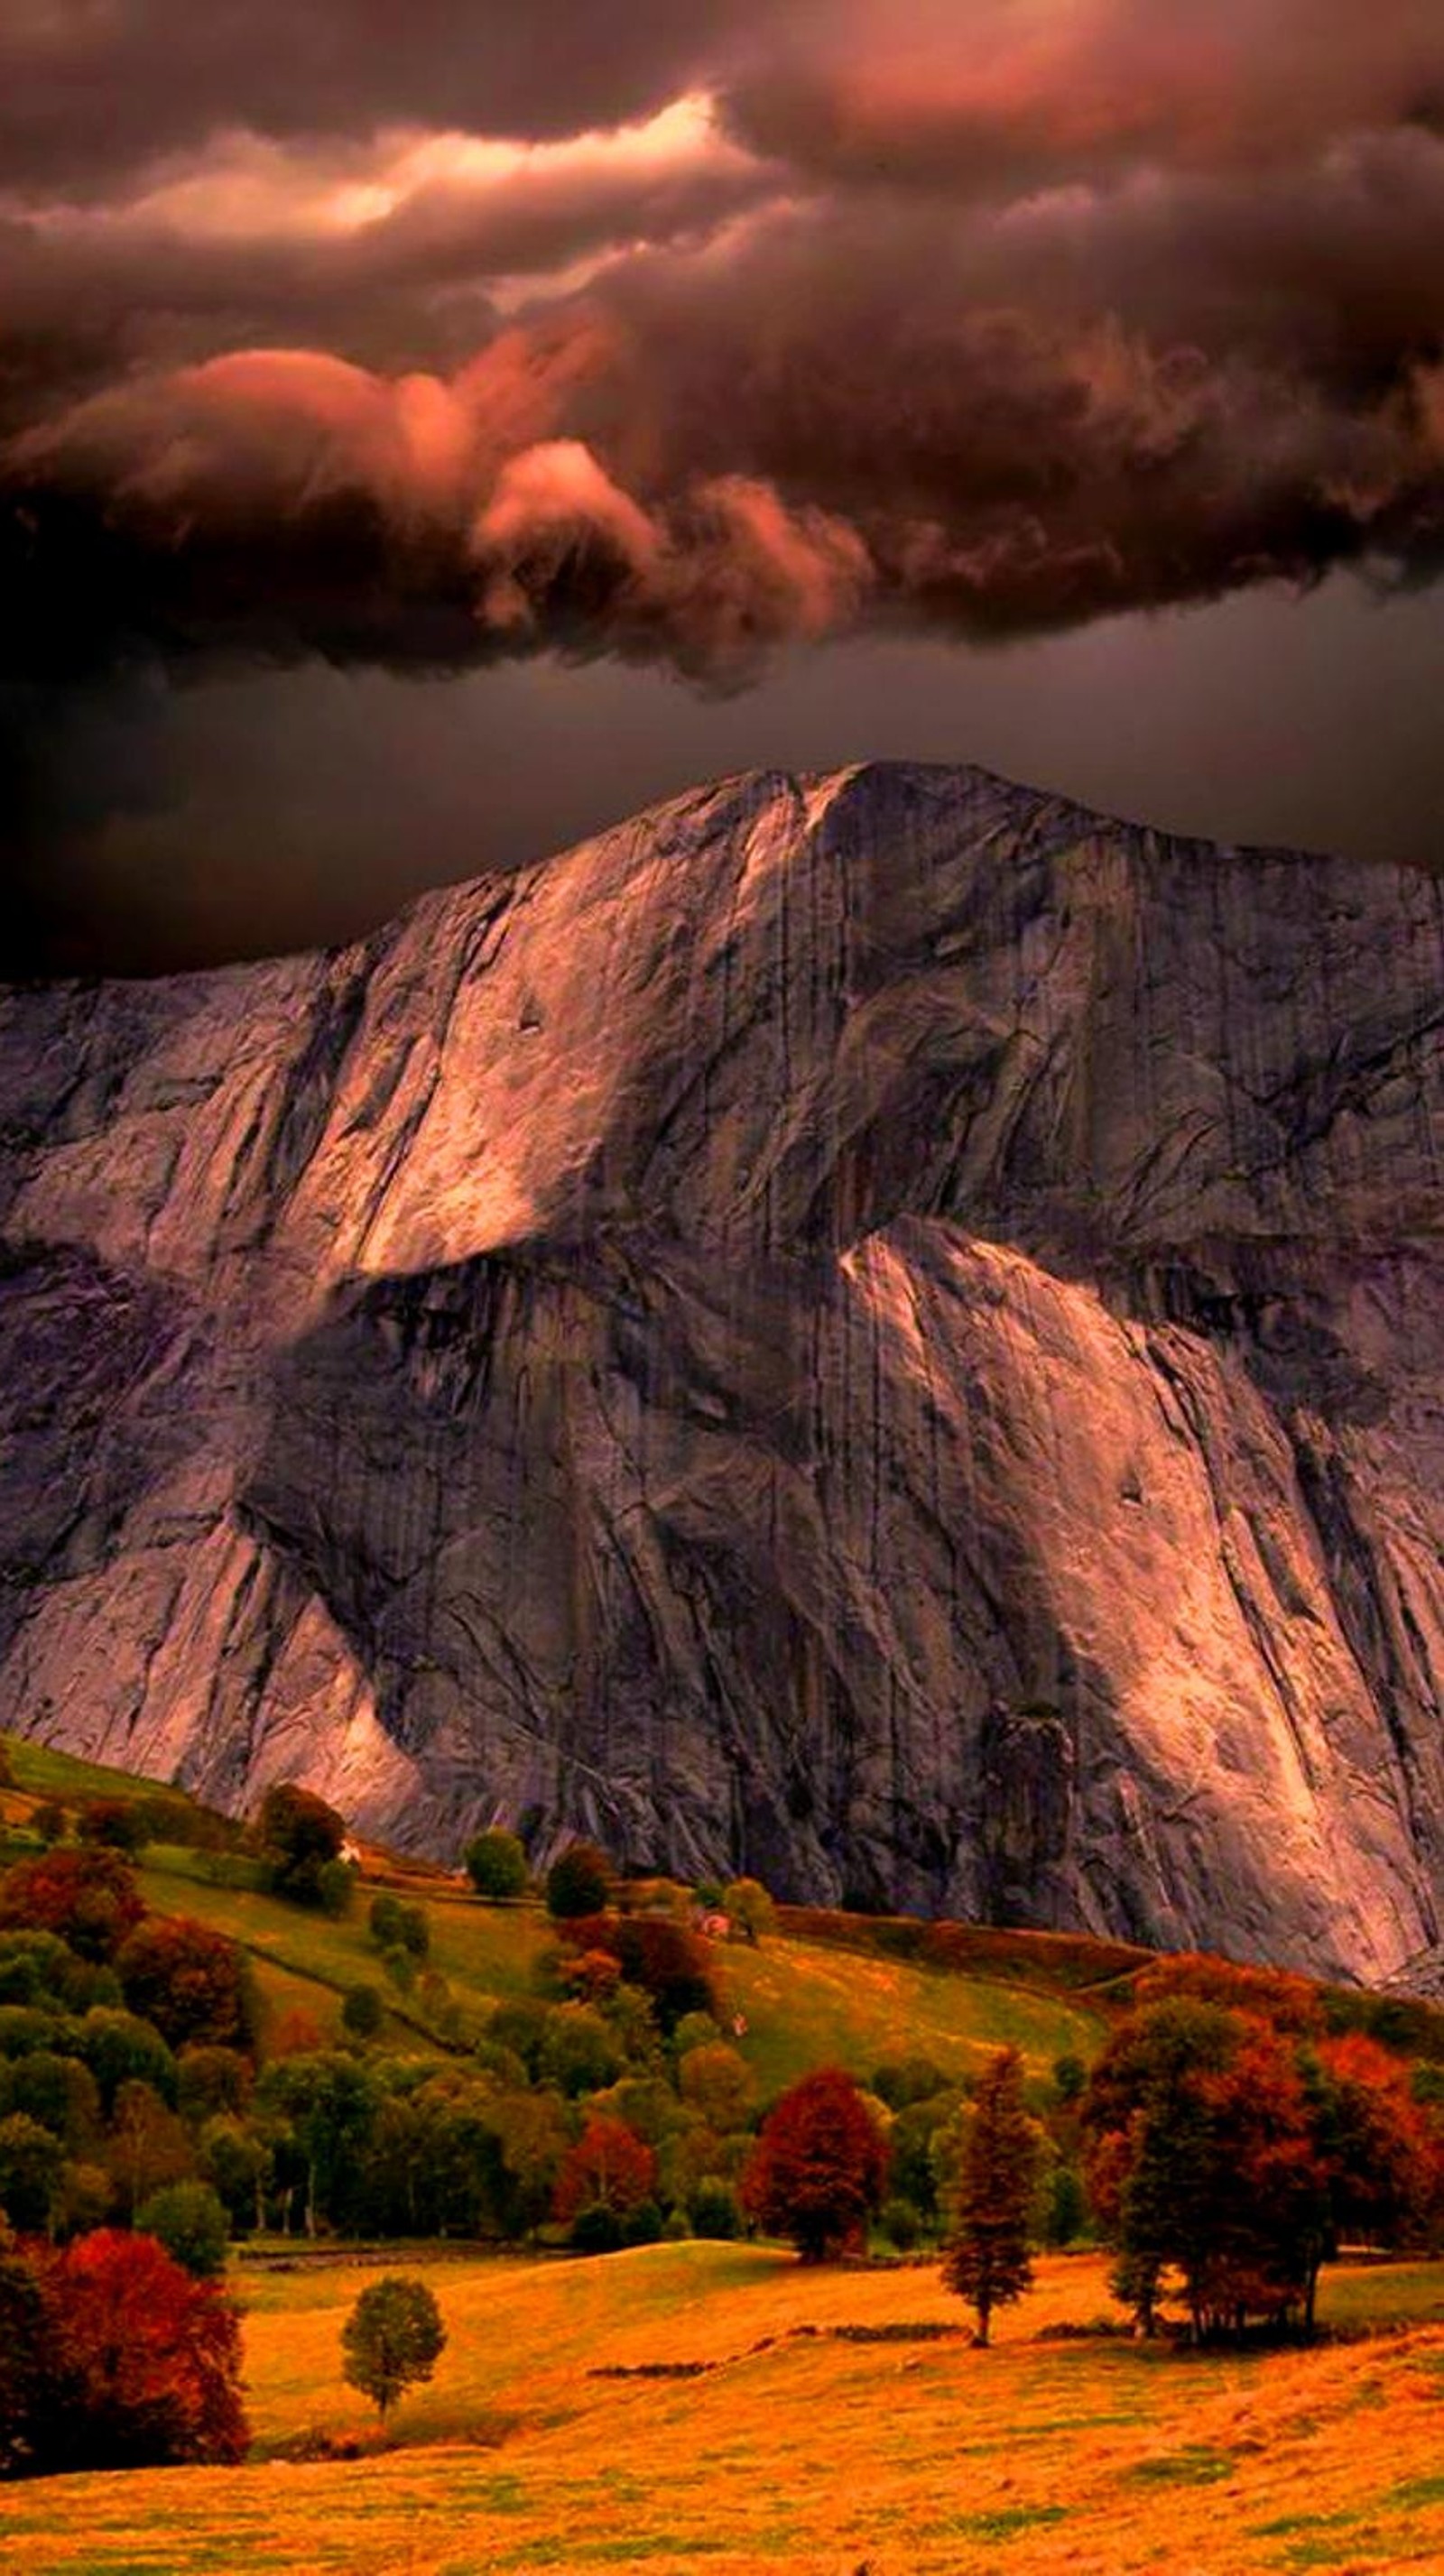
[{"xmin": 1, "ymin": 762, "xmax": 1441, "ymax": 1981}]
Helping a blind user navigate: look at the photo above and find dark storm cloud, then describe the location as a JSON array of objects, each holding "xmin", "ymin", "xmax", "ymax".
[
  {"xmin": 0, "ymin": 3, "xmax": 757, "ymax": 189},
  {"xmin": 4, "ymin": 5, "xmax": 1444, "ymax": 761}
]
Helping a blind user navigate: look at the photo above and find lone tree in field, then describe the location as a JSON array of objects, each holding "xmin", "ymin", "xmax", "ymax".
[
  {"xmin": 942, "ymin": 2045, "xmax": 1041, "ymax": 2347},
  {"xmin": 544, "ymin": 1839, "xmax": 614, "ymax": 1921},
  {"xmin": 341, "ymin": 2275, "xmax": 447, "ymax": 2424},
  {"xmin": 464, "ymin": 1827, "xmax": 529, "ymax": 1900},
  {"xmin": 255, "ymin": 1782, "xmax": 347, "ymax": 1907},
  {"xmin": 742, "ymin": 2066, "xmax": 889, "ymax": 2261}
]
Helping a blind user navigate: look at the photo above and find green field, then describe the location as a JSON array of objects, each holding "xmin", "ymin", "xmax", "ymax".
[{"xmin": 0, "ymin": 1734, "xmax": 1111, "ymax": 2088}]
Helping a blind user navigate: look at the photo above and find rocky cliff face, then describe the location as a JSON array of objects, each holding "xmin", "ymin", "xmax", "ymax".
[{"xmin": 2, "ymin": 762, "xmax": 1441, "ymax": 1980}]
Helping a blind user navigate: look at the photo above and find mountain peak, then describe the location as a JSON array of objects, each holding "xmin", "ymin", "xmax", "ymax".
[{"xmin": 1, "ymin": 765, "xmax": 1441, "ymax": 1980}]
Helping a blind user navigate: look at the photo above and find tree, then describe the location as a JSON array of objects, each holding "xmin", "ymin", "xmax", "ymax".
[
  {"xmin": 941, "ymin": 2045, "xmax": 1040, "ymax": 2347},
  {"xmin": 342, "ymin": 1982, "xmax": 384, "ymax": 2043},
  {"xmin": 0, "ymin": 1847, "xmax": 144, "ymax": 1961},
  {"xmin": 0, "ymin": 2110, "xmax": 65, "ymax": 2234},
  {"xmin": 37, "ymin": 2229, "xmax": 248, "ymax": 2469},
  {"xmin": 552, "ymin": 2113, "xmax": 658, "ymax": 2239},
  {"xmin": 465, "ymin": 1829, "xmax": 529, "ymax": 1899},
  {"xmin": 679, "ymin": 2042, "xmax": 756, "ymax": 2134},
  {"xmin": 107, "ymin": 2078, "xmax": 194, "ymax": 2221},
  {"xmin": 1080, "ymin": 1997, "xmax": 1333, "ymax": 2341},
  {"xmin": 742, "ymin": 2067, "xmax": 889, "ymax": 2261},
  {"xmin": 723, "ymin": 1878, "xmax": 775, "ymax": 1945},
  {"xmin": 0, "ymin": 2228, "xmax": 50, "ymax": 2471},
  {"xmin": 341, "ymin": 2275, "xmax": 446, "ymax": 2424},
  {"xmin": 135, "ymin": 2179, "xmax": 231, "ymax": 2279},
  {"xmin": 255, "ymin": 1783, "xmax": 347, "ymax": 1907},
  {"xmin": 116, "ymin": 1916, "xmax": 259, "ymax": 2054},
  {"xmin": 545, "ymin": 1841, "xmax": 614, "ymax": 1920},
  {"xmin": 77, "ymin": 1798, "xmax": 148, "ymax": 1854}
]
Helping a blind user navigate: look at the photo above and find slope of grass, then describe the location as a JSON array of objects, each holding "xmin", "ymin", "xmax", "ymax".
[
  {"xmin": 3, "ymin": 1731, "xmax": 1108, "ymax": 2079},
  {"xmin": 5, "ymin": 2247, "xmax": 1444, "ymax": 2574}
]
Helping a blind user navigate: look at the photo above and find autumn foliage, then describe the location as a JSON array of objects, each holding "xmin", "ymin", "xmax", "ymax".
[
  {"xmin": 1082, "ymin": 1965, "xmax": 1443, "ymax": 2341},
  {"xmin": 0, "ymin": 2227, "xmax": 247, "ymax": 2474},
  {"xmin": 552, "ymin": 2114, "xmax": 658, "ymax": 2228},
  {"xmin": 116, "ymin": 1916, "xmax": 260, "ymax": 2054},
  {"xmin": 742, "ymin": 2067, "xmax": 889, "ymax": 2261},
  {"xmin": 0, "ymin": 1847, "xmax": 145, "ymax": 1962}
]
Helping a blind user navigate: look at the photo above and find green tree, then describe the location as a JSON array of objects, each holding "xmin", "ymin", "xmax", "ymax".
[
  {"xmin": 722, "ymin": 1877, "xmax": 775, "ymax": 1945},
  {"xmin": 341, "ymin": 2275, "xmax": 446, "ymax": 2423},
  {"xmin": 544, "ymin": 1841, "xmax": 613, "ymax": 1920},
  {"xmin": 465, "ymin": 1829, "xmax": 529, "ymax": 1899},
  {"xmin": 0, "ymin": 2110, "xmax": 64, "ymax": 2233},
  {"xmin": 136, "ymin": 2178, "xmax": 230, "ymax": 2278},
  {"xmin": 941, "ymin": 2045, "xmax": 1040, "ymax": 2347},
  {"xmin": 341, "ymin": 1983, "xmax": 384, "ymax": 2043},
  {"xmin": 255, "ymin": 1783, "xmax": 347, "ymax": 1907}
]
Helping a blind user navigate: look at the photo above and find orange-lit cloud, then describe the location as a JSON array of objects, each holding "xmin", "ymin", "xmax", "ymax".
[{"xmin": 3, "ymin": 3, "xmax": 1444, "ymax": 688}]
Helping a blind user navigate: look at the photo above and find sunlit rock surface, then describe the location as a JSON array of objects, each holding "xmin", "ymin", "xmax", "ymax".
[{"xmin": 2, "ymin": 762, "xmax": 1441, "ymax": 1980}]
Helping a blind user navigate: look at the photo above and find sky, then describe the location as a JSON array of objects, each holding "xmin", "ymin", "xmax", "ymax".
[{"xmin": 4, "ymin": 3, "xmax": 1444, "ymax": 974}]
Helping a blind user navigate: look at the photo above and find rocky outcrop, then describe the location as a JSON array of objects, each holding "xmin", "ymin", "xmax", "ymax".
[{"xmin": 1, "ymin": 762, "xmax": 1441, "ymax": 1980}]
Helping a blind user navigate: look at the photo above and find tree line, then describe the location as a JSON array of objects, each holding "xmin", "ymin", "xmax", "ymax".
[{"xmin": 2, "ymin": 1780, "xmax": 1443, "ymax": 2475}]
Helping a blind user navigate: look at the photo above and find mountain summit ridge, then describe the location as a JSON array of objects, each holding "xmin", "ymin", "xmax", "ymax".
[{"xmin": 2, "ymin": 761, "xmax": 1441, "ymax": 1980}]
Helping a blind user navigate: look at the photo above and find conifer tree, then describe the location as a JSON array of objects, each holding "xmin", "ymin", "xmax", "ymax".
[{"xmin": 942, "ymin": 2045, "xmax": 1040, "ymax": 2347}]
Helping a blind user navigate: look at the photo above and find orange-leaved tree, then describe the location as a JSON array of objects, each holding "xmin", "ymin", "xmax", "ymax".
[
  {"xmin": 552, "ymin": 2113, "xmax": 657, "ymax": 2230},
  {"xmin": 742, "ymin": 2066, "xmax": 889, "ymax": 2262}
]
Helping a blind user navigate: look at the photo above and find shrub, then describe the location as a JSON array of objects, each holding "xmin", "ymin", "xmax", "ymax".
[
  {"xmin": 465, "ymin": 1829, "xmax": 529, "ymax": 1900},
  {"xmin": 568, "ymin": 2201, "xmax": 625, "ymax": 2255},
  {"xmin": 31, "ymin": 1802, "xmax": 67, "ymax": 1846},
  {"xmin": 368, "ymin": 1894, "xmax": 404, "ymax": 1949},
  {"xmin": 545, "ymin": 1842, "xmax": 614, "ymax": 1921},
  {"xmin": 341, "ymin": 2275, "xmax": 446, "ymax": 2423},
  {"xmin": 135, "ymin": 2180, "xmax": 230, "ymax": 2279}
]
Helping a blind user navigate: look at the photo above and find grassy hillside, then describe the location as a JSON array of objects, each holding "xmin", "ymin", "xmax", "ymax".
[
  {"xmin": 5, "ymin": 2242, "xmax": 1444, "ymax": 2572},
  {"xmin": 0, "ymin": 1734, "xmax": 1113, "ymax": 2086}
]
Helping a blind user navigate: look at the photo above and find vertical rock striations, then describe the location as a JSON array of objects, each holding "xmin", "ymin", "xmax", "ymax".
[{"xmin": 1, "ymin": 763, "xmax": 1440, "ymax": 1980}]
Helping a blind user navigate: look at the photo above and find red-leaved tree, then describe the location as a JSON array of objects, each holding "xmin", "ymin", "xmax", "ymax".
[
  {"xmin": 0, "ymin": 1848, "xmax": 145, "ymax": 1962},
  {"xmin": 37, "ymin": 2229, "xmax": 248, "ymax": 2470},
  {"xmin": 116, "ymin": 1916, "xmax": 260, "ymax": 2055},
  {"xmin": 551, "ymin": 2115, "xmax": 658, "ymax": 2228},
  {"xmin": 742, "ymin": 2067, "xmax": 889, "ymax": 2261}
]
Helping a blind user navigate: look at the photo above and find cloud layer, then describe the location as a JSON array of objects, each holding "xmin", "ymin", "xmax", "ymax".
[{"xmin": 5, "ymin": 3, "xmax": 1444, "ymax": 686}]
